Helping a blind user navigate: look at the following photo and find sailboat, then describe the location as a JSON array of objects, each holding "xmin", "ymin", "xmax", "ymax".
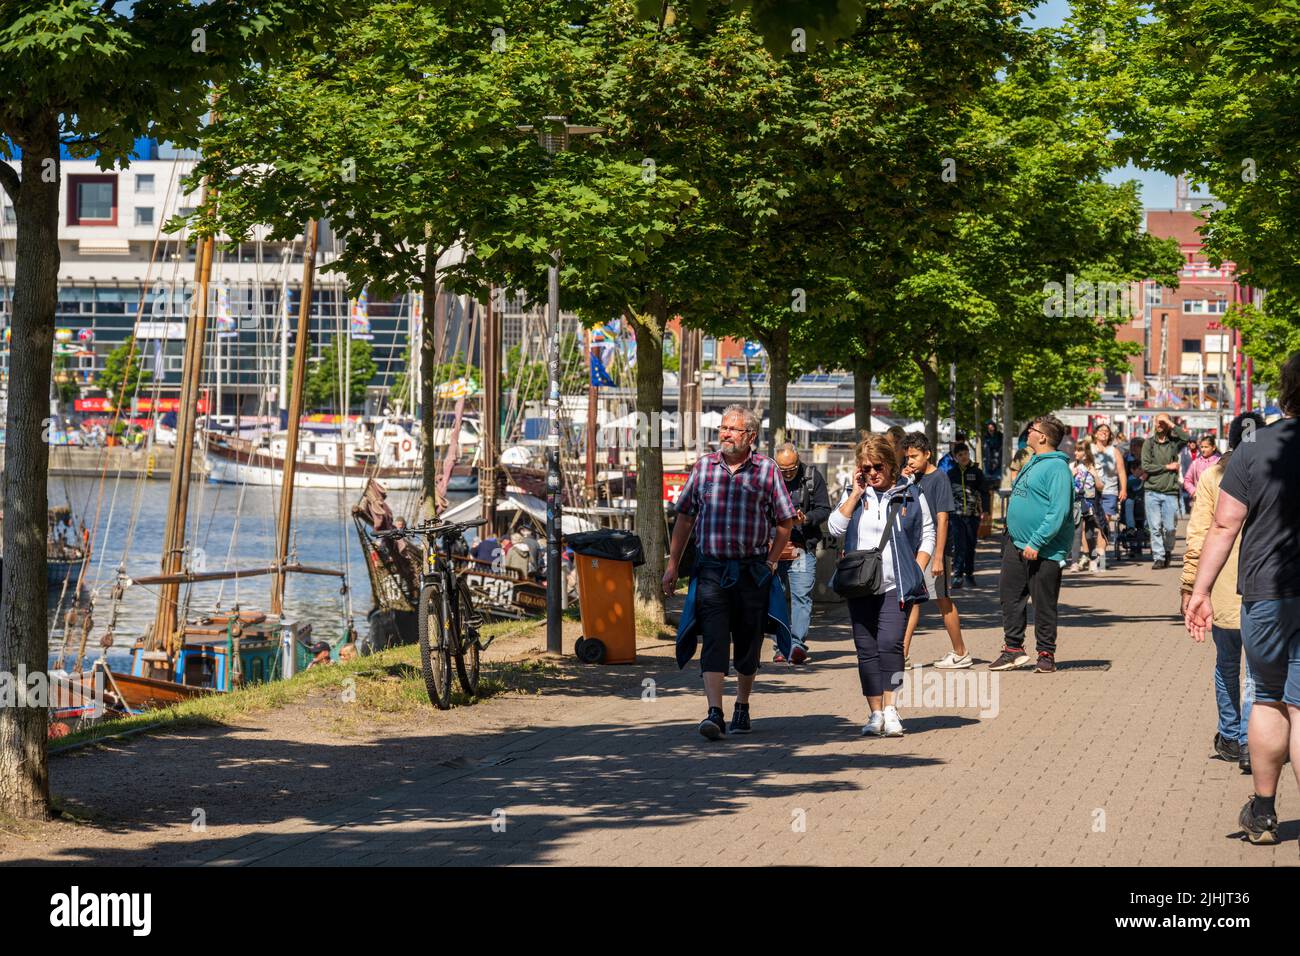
[{"xmin": 101, "ymin": 216, "xmax": 354, "ymax": 711}]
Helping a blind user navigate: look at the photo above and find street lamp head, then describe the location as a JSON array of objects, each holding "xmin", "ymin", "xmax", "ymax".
[{"xmin": 517, "ymin": 116, "xmax": 605, "ymax": 155}]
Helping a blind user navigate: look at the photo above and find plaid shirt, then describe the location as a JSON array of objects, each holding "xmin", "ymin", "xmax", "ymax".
[{"xmin": 674, "ymin": 450, "xmax": 796, "ymax": 559}]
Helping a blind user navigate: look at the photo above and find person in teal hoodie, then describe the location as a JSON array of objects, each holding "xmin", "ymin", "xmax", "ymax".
[{"xmin": 991, "ymin": 415, "xmax": 1074, "ymax": 673}]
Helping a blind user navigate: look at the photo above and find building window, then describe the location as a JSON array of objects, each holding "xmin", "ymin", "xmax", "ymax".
[
  {"xmin": 1183, "ymin": 300, "xmax": 1205, "ymax": 313},
  {"xmin": 2, "ymin": 204, "xmax": 14, "ymax": 225},
  {"xmin": 177, "ymin": 206, "xmax": 196, "ymax": 219},
  {"xmin": 1182, "ymin": 338, "xmax": 1201, "ymax": 354},
  {"xmin": 135, "ymin": 207, "xmax": 154, "ymax": 227},
  {"xmin": 136, "ymin": 173, "xmax": 155, "ymax": 194},
  {"xmin": 67, "ymin": 175, "xmax": 118, "ymax": 226}
]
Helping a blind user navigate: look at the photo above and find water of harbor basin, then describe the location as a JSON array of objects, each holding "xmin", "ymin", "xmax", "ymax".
[{"xmin": 45, "ymin": 477, "xmax": 470, "ymax": 668}]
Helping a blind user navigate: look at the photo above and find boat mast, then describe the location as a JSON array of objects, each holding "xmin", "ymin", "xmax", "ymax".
[
  {"xmin": 271, "ymin": 218, "xmax": 318, "ymax": 616},
  {"xmin": 585, "ymin": 326, "xmax": 597, "ymax": 503},
  {"xmin": 149, "ymin": 211, "xmax": 215, "ymax": 654},
  {"xmin": 480, "ymin": 285, "xmax": 499, "ymax": 528}
]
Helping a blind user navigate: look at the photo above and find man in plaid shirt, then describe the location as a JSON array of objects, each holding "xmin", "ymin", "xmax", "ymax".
[{"xmin": 663, "ymin": 405, "xmax": 795, "ymax": 740}]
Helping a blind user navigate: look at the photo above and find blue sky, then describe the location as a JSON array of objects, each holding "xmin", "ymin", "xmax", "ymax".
[{"xmin": 1027, "ymin": 0, "xmax": 1177, "ymax": 208}]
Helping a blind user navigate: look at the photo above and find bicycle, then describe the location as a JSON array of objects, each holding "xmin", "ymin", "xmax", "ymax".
[{"xmin": 377, "ymin": 518, "xmax": 487, "ymax": 709}]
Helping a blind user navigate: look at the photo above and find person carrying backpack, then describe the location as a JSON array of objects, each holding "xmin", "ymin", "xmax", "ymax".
[{"xmin": 773, "ymin": 443, "xmax": 831, "ymax": 664}]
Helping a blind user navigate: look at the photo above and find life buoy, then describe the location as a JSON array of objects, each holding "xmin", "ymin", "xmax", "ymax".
[{"xmin": 400, "ymin": 438, "xmax": 413, "ymax": 453}]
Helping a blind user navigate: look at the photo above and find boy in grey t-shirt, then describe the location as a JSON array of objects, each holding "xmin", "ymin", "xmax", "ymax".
[{"xmin": 902, "ymin": 433, "xmax": 971, "ymax": 669}]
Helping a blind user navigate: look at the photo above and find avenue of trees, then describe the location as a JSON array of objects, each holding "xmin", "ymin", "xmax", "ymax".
[{"xmin": 3, "ymin": 0, "xmax": 1298, "ymax": 819}]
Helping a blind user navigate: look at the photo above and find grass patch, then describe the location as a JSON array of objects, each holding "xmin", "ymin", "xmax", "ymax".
[{"xmin": 51, "ymin": 640, "xmax": 559, "ymax": 753}]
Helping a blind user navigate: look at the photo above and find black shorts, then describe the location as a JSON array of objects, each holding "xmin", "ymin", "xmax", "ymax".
[{"xmin": 695, "ymin": 563, "xmax": 771, "ymax": 676}]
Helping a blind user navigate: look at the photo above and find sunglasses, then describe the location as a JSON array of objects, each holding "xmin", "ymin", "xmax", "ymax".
[{"xmin": 860, "ymin": 462, "xmax": 886, "ymax": 473}]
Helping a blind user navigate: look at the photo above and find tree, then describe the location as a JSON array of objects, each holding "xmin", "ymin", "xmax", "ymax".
[
  {"xmin": 0, "ymin": 0, "xmax": 333, "ymax": 820},
  {"xmin": 1079, "ymin": 0, "xmax": 1300, "ymax": 386},
  {"xmin": 303, "ymin": 335, "xmax": 377, "ymax": 412},
  {"xmin": 95, "ymin": 340, "xmax": 152, "ymax": 410},
  {"xmin": 188, "ymin": 0, "xmax": 518, "ymax": 518}
]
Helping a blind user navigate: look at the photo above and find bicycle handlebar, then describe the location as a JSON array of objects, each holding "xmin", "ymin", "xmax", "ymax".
[{"xmin": 375, "ymin": 518, "xmax": 487, "ymax": 541}]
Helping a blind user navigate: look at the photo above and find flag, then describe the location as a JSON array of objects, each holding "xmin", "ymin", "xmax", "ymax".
[
  {"xmin": 591, "ymin": 352, "xmax": 616, "ymax": 387},
  {"xmin": 350, "ymin": 287, "xmax": 371, "ymax": 338},
  {"xmin": 215, "ymin": 282, "xmax": 236, "ymax": 334}
]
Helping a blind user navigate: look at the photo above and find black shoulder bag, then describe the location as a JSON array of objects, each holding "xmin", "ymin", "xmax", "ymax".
[{"xmin": 830, "ymin": 496, "xmax": 902, "ymax": 599}]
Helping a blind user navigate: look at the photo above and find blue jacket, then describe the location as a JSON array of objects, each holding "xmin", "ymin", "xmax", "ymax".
[
  {"xmin": 675, "ymin": 559, "xmax": 791, "ymax": 668},
  {"xmin": 839, "ymin": 479, "xmax": 930, "ymax": 606}
]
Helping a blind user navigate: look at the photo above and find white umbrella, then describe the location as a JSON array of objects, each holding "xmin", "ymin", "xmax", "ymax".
[
  {"xmin": 823, "ymin": 413, "xmax": 895, "ymax": 433},
  {"xmin": 762, "ymin": 412, "xmax": 818, "ymax": 433},
  {"xmin": 700, "ymin": 410, "xmax": 723, "ymax": 428}
]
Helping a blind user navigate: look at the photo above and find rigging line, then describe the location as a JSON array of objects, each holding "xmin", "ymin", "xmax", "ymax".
[{"xmin": 82, "ymin": 153, "xmax": 185, "ymax": 597}]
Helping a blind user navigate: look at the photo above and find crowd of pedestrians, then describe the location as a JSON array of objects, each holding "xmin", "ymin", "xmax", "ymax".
[{"xmin": 668, "ymin": 364, "xmax": 1300, "ymax": 854}]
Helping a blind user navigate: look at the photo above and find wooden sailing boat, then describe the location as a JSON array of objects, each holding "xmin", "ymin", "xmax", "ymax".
[{"xmin": 109, "ymin": 216, "xmax": 351, "ymax": 710}]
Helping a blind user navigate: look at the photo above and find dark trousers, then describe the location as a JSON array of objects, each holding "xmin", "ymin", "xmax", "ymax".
[
  {"xmin": 951, "ymin": 514, "xmax": 981, "ymax": 577},
  {"xmin": 847, "ymin": 589, "xmax": 911, "ymax": 697},
  {"xmin": 696, "ymin": 563, "xmax": 770, "ymax": 676},
  {"xmin": 999, "ymin": 535, "xmax": 1062, "ymax": 655}
]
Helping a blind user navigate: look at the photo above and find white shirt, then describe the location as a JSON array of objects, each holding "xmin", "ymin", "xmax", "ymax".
[
  {"xmin": 1091, "ymin": 443, "xmax": 1120, "ymax": 496},
  {"xmin": 827, "ymin": 485, "xmax": 936, "ymax": 593}
]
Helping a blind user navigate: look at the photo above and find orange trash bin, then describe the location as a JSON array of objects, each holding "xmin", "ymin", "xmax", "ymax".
[{"xmin": 574, "ymin": 553, "xmax": 637, "ymax": 664}]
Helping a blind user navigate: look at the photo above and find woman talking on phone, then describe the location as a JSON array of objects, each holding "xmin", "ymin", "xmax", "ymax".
[{"xmin": 827, "ymin": 435, "xmax": 934, "ymax": 737}]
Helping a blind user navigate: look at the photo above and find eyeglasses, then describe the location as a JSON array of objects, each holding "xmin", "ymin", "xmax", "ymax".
[
  {"xmin": 719, "ymin": 425, "xmax": 750, "ymax": 434},
  {"xmin": 861, "ymin": 462, "xmax": 886, "ymax": 473}
]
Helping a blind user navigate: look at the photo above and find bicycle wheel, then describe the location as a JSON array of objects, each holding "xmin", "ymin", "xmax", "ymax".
[
  {"xmin": 453, "ymin": 578, "xmax": 481, "ymax": 697},
  {"xmin": 417, "ymin": 583, "xmax": 453, "ymax": 710}
]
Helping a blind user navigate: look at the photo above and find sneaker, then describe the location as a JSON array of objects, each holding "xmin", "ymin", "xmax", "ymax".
[
  {"xmin": 1238, "ymin": 796, "xmax": 1280, "ymax": 845},
  {"xmin": 1239, "ymin": 744, "xmax": 1252, "ymax": 775},
  {"xmin": 1034, "ymin": 651, "xmax": 1056, "ymax": 673},
  {"xmin": 789, "ymin": 645, "xmax": 808, "ymax": 666},
  {"xmin": 1213, "ymin": 732, "xmax": 1241, "ymax": 762},
  {"xmin": 964, "ymin": 574, "xmax": 977, "ymax": 589},
  {"xmin": 728, "ymin": 704, "xmax": 752, "ymax": 735},
  {"xmin": 772, "ymin": 650, "xmax": 787, "ymax": 664},
  {"xmin": 881, "ymin": 705, "xmax": 904, "ymax": 737},
  {"xmin": 932, "ymin": 651, "xmax": 973, "ymax": 669},
  {"xmin": 1152, "ymin": 558, "xmax": 1167, "ymax": 570},
  {"xmin": 698, "ymin": 708, "xmax": 726, "ymax": 741},
  {"xmin": 951, "ymin": 576, "xmax": 965, "ymax": 590},
  {"xmin": 989, "ymin": 647, "xmax": 1030, "ymax": 671},
  {"xmin": 862, "ymin": 710, "xmax": 885, "ymax": 736}
]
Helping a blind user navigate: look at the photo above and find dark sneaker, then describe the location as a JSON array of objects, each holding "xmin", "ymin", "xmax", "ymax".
[
  {"xmin": 1238, "ymin": 796, "xmax": 1279, "ymax": 845},
  {"xmin": 1152, "ymin": 558, "xmax": 1168, "ymax": 570},
  {"xmin": 951, "ymin": 576, "xmax": 965, "ymax": 590},
  {"xmin": 729, "ymin": 704, "xmax": 752, "ymax": 735},
  {"xmin": 989, "ymin": 647, "xmax": 1031, "ymax": 671},
  {"xmin": 1239, "ymin": 744, "xmax": 1252, "ymax": 775},
  {"xmin": 1214, "ymin": 732, "xmax": 1241, "ymax": 762},
  {"xmin": 789, "ymin": 645, "xmax": 808, "ymax": 666},
  {"xmin": 698, "ymin": 708, "xmax": 726, "ymax": 741},
  {"xmin": 964, "ymin": 574, "xmax": 977, "ymax": 589},
  {"xmin": 1034, "ymin": 651, "xmax": 1056, "ymax": 673},
  {"xmin": 772, "ymin": 650, "xmax": 787, "ymax": 664}
]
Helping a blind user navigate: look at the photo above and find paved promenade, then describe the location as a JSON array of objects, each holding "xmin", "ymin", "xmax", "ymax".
[{"xmin": 190, "ymin": 534, "xmax": 1295, "ymax": 867}]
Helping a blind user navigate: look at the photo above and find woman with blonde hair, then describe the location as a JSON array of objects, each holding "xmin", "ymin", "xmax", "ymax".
[{"xmin": 827, "ymin": 435, "xmax": 934, "ymax": 737}]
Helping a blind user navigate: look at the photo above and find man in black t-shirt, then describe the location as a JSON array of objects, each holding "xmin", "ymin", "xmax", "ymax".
[
  {"xmin": 902, "ymin": 433, "xmax": 971, "ymax": 669},
  {"xmin": 1186, "ymin": 351, "xmax": 1300, "ymax": 848}
]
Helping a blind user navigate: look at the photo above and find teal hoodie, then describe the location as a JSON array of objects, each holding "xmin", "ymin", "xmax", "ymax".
[{"xmin": 1006, "ymin": 450, "xmax": 1074, "ymax": 561}]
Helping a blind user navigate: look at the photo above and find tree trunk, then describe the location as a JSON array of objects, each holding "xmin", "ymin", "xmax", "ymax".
[
  {"xmin": 852, "ymin": 354, "xmax": 875, "ymax": 437},
  {"xmin": 419, "ymin": 241, "xmax": 439, "ymax": 520},
  {"xmin": 0, "ymin": 115, "xmax": 59, "ymax": 820},
  {"xmin": 1002, "ymin": 371, "xmax": 1015, "ymax": 480},
  {"xmin": 921, "ymin": 353, "xmax": 941, "ymax": 450},
  {"xmin": 631, "ymin": 309, "xmax": 666, "ymax": 623},
  {"xmin": 764, "ymin": 324, "xmax": 790, "ymax": 452}
]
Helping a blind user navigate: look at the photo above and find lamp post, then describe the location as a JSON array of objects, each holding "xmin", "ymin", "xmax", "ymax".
[{"xmin": 518, "ymin": 116, "xmax": 603, "ymax": 655}]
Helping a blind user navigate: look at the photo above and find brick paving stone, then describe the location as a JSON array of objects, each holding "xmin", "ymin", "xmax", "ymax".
[{"xmin": 192, "ymin": 529, "xmax": 1296, "ymax": 867}]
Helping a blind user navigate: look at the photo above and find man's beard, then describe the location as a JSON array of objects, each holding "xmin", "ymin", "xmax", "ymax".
[{"xmin": 721, "ymin": 439, "xmax": 748, "ymax": 456}]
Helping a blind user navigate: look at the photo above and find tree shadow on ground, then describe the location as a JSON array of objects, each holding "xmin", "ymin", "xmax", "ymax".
[{"xmin": 7, "ymin": 715, "xmax": 947, "ymax": 867}]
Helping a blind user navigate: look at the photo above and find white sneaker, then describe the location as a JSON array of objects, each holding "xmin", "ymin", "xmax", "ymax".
[
  {"xmin": 932, "ymin": 651, "xmax": 973, "ymax": 669},
  {"xmin": 882, "ymin": 706, "xmax": 904, "ymax": 737},
  {"xmin": 862, "ymin": 710, "xmax": 885, "ymax": 736}
]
